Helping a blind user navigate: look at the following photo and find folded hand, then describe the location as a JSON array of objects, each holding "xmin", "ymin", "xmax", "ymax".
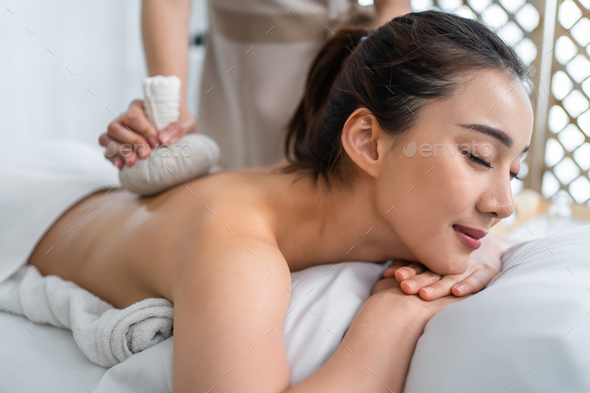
[{"xmin": 381, "ymin": 234, "xmax": 511, "ymax": 301}]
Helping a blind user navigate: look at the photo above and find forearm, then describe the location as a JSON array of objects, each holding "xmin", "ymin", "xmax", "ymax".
[
  {"xmin": 370, "ymin": 0, "xmax": 412, "ymax": 28},
  {"xmin": 141, "ymin": 0, "xmax": 191, "ymax": 112},
  {"xmin": 286, "ymin": 295, "xmax": 429, "ymax": 393}
]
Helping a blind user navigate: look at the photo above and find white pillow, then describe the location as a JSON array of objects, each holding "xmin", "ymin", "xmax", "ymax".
[{"xmin": 404, "ymin": 225, "xmax": 590, "ymax": 393}]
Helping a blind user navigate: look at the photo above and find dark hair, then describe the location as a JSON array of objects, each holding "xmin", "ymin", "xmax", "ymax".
[{"xmin": 280, "ymin": 10, "xmax": 532, "ymax": 188}]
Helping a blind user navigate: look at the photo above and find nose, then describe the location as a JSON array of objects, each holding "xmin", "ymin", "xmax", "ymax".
[{"xmin": 476, "ymin": 175, "xmax": 515, "ymax": 220}]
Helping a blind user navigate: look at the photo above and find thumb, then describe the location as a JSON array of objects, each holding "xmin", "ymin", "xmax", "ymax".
[
  {"xmin": 159, "ymin": 115, "xmax": 197, "ymax": 145},
  {"xmin": 383, "ymin": 266, "xmax": 396, "ymax": 278},
  {"xmin": 159, "ymin": 121, "xmax": 183, "ymax": 145},
  {"xmin": 382, "ymin": 260, "xmax": 409, "ymax": 278}
]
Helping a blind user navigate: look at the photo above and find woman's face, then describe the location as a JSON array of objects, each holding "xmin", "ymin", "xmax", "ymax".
[{"xmin": 378, "ymin": 69, "xmax": 533, "ymax": 275}]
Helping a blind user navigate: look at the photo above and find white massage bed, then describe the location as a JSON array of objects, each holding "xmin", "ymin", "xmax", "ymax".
[{"xmin": 2, "ymin": 139, "xmax": 590, "ymax": 392}]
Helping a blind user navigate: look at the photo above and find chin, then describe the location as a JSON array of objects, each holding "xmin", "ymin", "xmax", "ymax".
[{"xmin": 428, "ymin": 254, "xmax": 470, "ymax": 276}]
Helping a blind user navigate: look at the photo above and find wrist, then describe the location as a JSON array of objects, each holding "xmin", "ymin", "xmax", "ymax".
[{"xmin": 368, "ymin": 290, "xmax": 433, "ymax": 324}]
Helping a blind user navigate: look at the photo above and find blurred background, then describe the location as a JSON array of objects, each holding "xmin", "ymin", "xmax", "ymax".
[{"xmin": 1, "ymin": 0, "xmax": 589, "ymax": 216}]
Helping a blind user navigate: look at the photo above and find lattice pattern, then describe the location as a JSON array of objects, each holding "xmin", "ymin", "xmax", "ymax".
[
  {"xmin": 410, "ymin": 0, "xmax": 544, "ymax": 198},
  {"xmin": 542, "ymin": 0, "xmax": 590, "ymax": 205}
]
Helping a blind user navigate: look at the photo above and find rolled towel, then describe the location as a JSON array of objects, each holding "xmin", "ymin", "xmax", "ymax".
[
  {"xmin": 0, "ymin": 265, "xmax": 174, "ymax": 368},
  {"xmin": 118, "ymin": 75, "xmax": 220, "ymax": 196}
]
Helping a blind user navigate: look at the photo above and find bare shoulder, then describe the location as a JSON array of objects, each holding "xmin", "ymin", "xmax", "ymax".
[
  {"xmin": 182, "ymin": 168, "xmax": 280, "ymax": 244},
  {"xmin": 170, "ymin": 171, "xmax": 292, "ymax": 393}
]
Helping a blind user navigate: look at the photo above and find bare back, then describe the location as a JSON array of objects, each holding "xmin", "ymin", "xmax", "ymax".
[
  {"xmin": 27, "ymin": 163, "xmax": 358, "ymax": 392},
  {"xmin": 28, "ymin": 165, "xmax": 285, "ymax": 309}
]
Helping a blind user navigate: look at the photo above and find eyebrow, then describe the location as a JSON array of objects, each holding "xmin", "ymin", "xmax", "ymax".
[
  {"xmin": 459, "ymin": 124, "xmax": 530, "ymax": 154},
  {"xmin": 459, "ymin": 124, "xmax": 513, "ymax": 147}
]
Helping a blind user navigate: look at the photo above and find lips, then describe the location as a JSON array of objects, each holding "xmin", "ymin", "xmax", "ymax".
[
  {"xmin": 452, "ymin": 224, "xmax": 488, "ymax": 250},
  {"xmin": 453, "ymin": 224, "xmax": 488, "ymax": 240}
]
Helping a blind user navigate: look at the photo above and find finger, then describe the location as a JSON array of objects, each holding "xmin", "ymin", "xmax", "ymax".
[
  {"xmin": 417, "ymin": 273, "xmax": 463, "ymax": 301},
  {"xmin": 382, "ymin": 260, "xmax": 410, "ymax": 278},
  {"xmin": 451, "ymin": 268, "xmax": 493, "ymax": 297},
  {"xmin": 102, "ymin": 129, "xmax": 138, "ymax": 166},
  {"xmin": 371, "ymin": 277, "xmax": 400, "ymax": 296},
  {"xmin": 159, "ymin": 122, "xmax": 179, "ymax": 145},
  {"xmin": 107, "ymin": 120, "xmax": 150, "ymax": 160},
  {"xmin": 123, "ymin": 100, "xmax": 159, "ymax": 147},
  {"xmin": 99, "ymin": 134, "xmax": 124, "ymax": 158},
  {"xmin": 104, "ymin": 130, "xmax": 136, "ymax": 166},
  {"xmin": 394, "ymin": 262, "xmax": 427, "ymax": 282},
  {"xmin": 108, "ymin": 156, "xmax": 124, "ymax": 170},
  {"xmin": 400, "ymin": 270, "xmax": 441, "ymax": 295},
  {"xmin": 159, "ymin": 114, "xmax": 197, "ymax": 145},
  {"xmin": 99, "ymin": 134, "xmax": 125, "ymax": 169}
]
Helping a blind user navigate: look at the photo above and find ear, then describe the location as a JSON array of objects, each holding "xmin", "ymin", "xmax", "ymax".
[{"xmin": 341, "ymin": 108, "xmax": 388, "ymax": 178}]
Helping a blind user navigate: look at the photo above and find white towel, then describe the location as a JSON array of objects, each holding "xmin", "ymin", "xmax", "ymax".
[{"xmin": 0, "ymin": 265, "xmax": 174, "ymax": 368}]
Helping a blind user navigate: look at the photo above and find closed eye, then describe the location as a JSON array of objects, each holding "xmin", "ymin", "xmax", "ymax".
[{"xmin": 462, "ymin": 151, "xmax": 522, "ymax": 181}]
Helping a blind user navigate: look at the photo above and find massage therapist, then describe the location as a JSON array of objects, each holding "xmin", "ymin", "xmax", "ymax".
[{"xmin": 98, "ymin": 0, "xmax": 411, "ymax": 171}]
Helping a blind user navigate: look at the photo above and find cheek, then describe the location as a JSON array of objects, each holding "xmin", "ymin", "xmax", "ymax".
[
  {"xmin": 430, "ymin": 155, "xmax": 479, "ymax": 211},
  {"xmin": 420, "ymin": 157, "xmax": 479, "ymax": 274},
  {"xmin": 391, "ymin": 155, "xmax": 478, "ymax": 274}
]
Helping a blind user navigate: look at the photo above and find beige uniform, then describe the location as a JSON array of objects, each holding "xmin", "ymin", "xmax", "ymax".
[{"xmin": 197, "ymin": 0, "xmax": 356, "ymax": 169}]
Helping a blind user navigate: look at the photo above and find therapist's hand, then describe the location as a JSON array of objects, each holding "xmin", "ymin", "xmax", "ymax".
[
  {"xmin": 381, "ymin": 234, "xmax": 509, "ymax": 301},
  {"xmin": 99, "ymin": 99, "xmax": 197, "ymax": 169},
  {"xmin": 158, "ymin": 111, "xmax": 197, "ymax": 145}
]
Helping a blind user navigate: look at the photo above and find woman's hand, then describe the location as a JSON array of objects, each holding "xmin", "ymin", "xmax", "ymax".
[
  {"xmin": 369, "ymin": 276, "xmax": 466, "ymax": 321},
  {"xmin": 99, "ymin": 99, "xmax": 197, "ymax": 169},
  {"xmin": 381, "ymin": 234, "xmax": 512, "ymax": 301}
]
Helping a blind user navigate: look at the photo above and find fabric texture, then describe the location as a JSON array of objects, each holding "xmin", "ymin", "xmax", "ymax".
[
  {"xmin": 142, "ymin": 75, "xmax": 181, "ymax": 131},
  {"xmin": 118, "ymin": 133, "xmax": 221, "ymax": 196},
  {"xmin": 0, "ymin": 265, "xmax": 173, "ymax": 368}
]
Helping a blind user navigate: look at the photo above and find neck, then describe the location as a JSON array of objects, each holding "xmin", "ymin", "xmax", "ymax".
[{"xmin": 269, "ymin": 164, "xmax": 414, "ymax": 271}]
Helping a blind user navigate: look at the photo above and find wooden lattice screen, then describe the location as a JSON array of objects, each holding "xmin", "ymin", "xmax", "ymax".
[{"xmin": 538, "ymin": 0, "xmax": 590, "ymax": 204}]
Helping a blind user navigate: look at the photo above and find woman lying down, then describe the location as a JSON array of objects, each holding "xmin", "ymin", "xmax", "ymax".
[{"xmin": 22, "ymin": 10, "xmax": 532, "ymax": 393}]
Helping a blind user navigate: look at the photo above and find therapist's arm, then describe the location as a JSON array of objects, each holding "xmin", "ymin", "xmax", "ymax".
[
  {"xmin": 99, "ymin": 0, "xmax": 196, "ymax": 169},
  {"xmin": 141, "ymin": 0, "xmax": 197, "ymax": 145},
  {"xmin": 142, "ymin": 0, "xmax": 191, "ymax": 116},
  {"xmin": 370, "ymin": 0, "xmax": 412, "ymax": 28}
]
